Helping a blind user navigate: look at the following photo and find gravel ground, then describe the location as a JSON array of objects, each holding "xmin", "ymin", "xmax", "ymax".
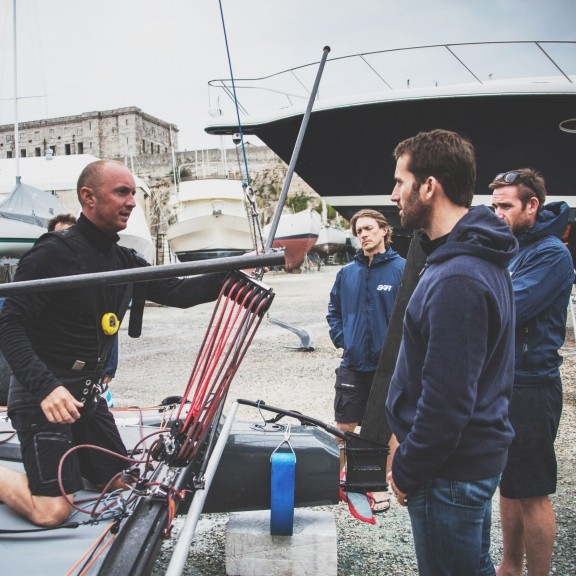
[{"xmin": 112, "ymin": 266, "xmax": 576, "ymax": 576}]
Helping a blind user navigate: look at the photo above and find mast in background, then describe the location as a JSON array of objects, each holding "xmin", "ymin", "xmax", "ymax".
[{"xmin": 12, "ymin": 0, "xmax": 20, "ymax": 184}]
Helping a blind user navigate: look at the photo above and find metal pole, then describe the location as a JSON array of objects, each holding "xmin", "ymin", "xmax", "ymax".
[
  {"xmin": 12, "ymin": 0, "xmax": 20, "ymax": 182},
  {"xmin": 264, "ymin": 46, "xmax": 331, "ymax": 252},
  {"xmin": 165, "ymin": 401, "xmax": 240, "ymax": 576},
  {"xmin": 0, "ymin": 251, "xmax": 284, "ymax": 296}
]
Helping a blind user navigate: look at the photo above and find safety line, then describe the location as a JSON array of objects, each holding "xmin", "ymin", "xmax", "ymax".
[{"xmin": 218, "ymin": 0, "xmax": 251, "ymax": 186}]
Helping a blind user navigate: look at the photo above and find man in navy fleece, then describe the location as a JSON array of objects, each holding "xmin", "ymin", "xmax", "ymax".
[
  {"xmin": 386, "ymin": 129, "xmax": 518, "ymax": 576},
  {"xmin": 491, "ymin": 169, "xmax": 574, "ymax": 576}
]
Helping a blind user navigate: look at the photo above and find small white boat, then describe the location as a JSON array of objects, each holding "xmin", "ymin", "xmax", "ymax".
[
  {"xmin": 166, "ymin": 178, "xmax": 253, "ymax": 262},
  {"xmin": 263, "ymin": 208, "xmax": 322, "ymax": 270},
  {"xmin": 312, "ymin": 225, "xmax": 348, "ymax": 257}
]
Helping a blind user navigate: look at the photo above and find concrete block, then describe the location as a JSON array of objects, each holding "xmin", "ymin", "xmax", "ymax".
[{"xmin": 225, "ymin": 509, "xmax": 337, "ymax": 576}]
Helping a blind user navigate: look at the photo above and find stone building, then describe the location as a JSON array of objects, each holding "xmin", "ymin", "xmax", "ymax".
[{"xmin": 0, "ymin": 106, "xmax": 178, "ymax": 160}]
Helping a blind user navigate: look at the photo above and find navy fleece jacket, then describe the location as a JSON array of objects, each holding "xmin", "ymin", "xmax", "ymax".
[
  {"xmin": 327, "ymin": 248, "xmax": 405, "ymax": 372},
  {"xmin": 386, "ymin": 206, "xmax": 518, "ymax": 495},
  {"xmin": 510, "ymin": 201, "xmax": 574, "ymax": 385}
]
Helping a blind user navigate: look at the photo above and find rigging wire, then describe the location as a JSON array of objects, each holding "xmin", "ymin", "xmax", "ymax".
[
  {"xmin": 217, "ymin": 0, "xmax": 265, "ymax": 260},
  {"xmin": 217, "ymin": 0, "xmax": 251, "ymax": 187}
]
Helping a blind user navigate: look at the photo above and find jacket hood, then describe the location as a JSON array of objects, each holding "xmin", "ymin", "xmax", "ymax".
[
  {"xmin": 516, "ymin": 201, "xmax": 570, "ymax": 247},
  {"xmin": 426, "ymin": 205, "xmax": 518, "ymax": 269}
]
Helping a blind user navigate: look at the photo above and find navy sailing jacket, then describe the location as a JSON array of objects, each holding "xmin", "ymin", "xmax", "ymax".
[
  {"xmin": 386, "ymin": 206, "xmax": 518, "ymax": 495},
  {"xmin": 327, "ymin": 248, "xmax": 405, "ymax": 372},
  {"xmin": 510, "ymin": 201, "xmax": 574, "ymax": 385}
]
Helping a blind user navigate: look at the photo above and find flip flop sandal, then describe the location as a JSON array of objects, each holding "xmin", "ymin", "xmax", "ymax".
[{"xmin": 366, "ymin": 492, "xmax": 391, "ymax": 514}]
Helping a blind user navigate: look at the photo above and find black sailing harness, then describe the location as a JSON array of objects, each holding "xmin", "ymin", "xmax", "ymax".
[{"xmin": 53, "ymin": 228, "xmax": 145, "ymax": 399}]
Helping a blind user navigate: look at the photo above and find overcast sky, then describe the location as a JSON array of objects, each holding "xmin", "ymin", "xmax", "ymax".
[{"xmin": 1, "ymin": 0, "xmax": 575, "ymax": 151}]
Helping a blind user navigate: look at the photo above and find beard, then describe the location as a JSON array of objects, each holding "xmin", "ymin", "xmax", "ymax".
[
  {"xmin": 400, "ymin": 182, "xmax": 432, "ymax": 231},
  {"xmin": 509, "ymin": 210, "xmax": 533, "ymax": 236}
]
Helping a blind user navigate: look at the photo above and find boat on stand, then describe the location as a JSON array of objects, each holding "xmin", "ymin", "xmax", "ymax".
[
  {"xmin": 309, "ymin": 199, "xmax": 348, "ymax": 264},
  {"xmin": 166, "ymin": 177, "xmax": 254, "ymax": 262},
  {"xmin": 205, "ymin": 40, "xmax": 576, "ymax": 261},
  {"xmin": 262, "ymin": 208, "xmax": 322, "ymax": 270}
]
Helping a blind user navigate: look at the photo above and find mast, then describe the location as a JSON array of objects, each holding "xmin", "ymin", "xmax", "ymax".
[
  {"xmin": 169, "ymin": 125, "xmax": 178, "ymax": 196},
  {"xmin": 12, "ymin": 0, "xmax": 20, "ymax": 184}
]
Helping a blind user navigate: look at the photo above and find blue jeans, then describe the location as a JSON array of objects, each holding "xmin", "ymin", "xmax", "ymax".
[{"xmin": 407, "ymin": 476, "xmax": 499, "ymax": 576}]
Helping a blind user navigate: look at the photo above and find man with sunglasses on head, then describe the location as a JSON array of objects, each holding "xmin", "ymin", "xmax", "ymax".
[{"xmin": 491, "ymin": 169, "xmax": 574, "ymax": 576}]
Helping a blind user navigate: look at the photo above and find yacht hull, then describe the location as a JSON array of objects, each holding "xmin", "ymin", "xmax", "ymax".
[
  {"xmin": 263, "ymin": 209, "xmax": 321, "ymax": 270},
  {"xmin": 166, "ymin": 178, "xmax": 253, "ymax": 263}
]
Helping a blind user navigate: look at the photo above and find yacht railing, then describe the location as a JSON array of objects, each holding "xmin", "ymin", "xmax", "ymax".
[{"xmin": 208, "ymin": 41, "xmax": 576, "ymax": 116}]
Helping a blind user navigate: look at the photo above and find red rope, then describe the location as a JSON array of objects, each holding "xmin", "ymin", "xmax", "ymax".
[{"xmin": 172, "ymin": 272, "xmax": 274, "ymax": 463}]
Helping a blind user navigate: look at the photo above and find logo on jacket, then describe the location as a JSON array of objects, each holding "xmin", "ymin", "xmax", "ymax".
[{"xmin": 377, "ymin": 284, "xmax": 393, "ymax": 291}]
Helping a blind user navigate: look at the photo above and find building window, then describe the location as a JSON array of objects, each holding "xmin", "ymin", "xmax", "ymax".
[
  {"xmin": 65, "ymin": 143, "xmax": 71, "ymax": 155},
  {"xmin": 142, "ymin": 139, "xmax": 146, "ymax": 153},
  {"xmin": 50, "ymin": 145, "xmax": 56, "ymax": 155},
  {"xmin": 7, "ymin": 151, "xmax": 12, "ymax": 159},
  {"xmin": 20, "ymin": 149, "xmax": 26, "ymax": 157},
  {"xmin": 35, "ymin": 147, "xmax": 41, "ymax": 156},
  {"xmin": 78, "ymin": 142, "xmax": 84, "ymax": 154}
]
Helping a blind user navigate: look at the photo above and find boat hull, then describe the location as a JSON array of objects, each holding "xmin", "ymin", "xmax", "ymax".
[
  {"xmin": 167, "ymin": 213, "xmax": 253, "ymax": 262},
  {"xmin": 310, "ymin": 225, "xmax": 348, "ymax": 258},
  {"xmin": 167, "ymin": 178, "xmax": 254, "ymax": 263},
  {"xmin": 202, "ymin": 421, "xmax": 339, "ymax": 513},
  {"xmin": 205, "ymin": 42, "xmax": 576, "ymax": 260},
  {"xmin": 263, "ymin": 209, "xmax": 321, "ymax": 270},
  {"xmin": 0, "ymin": 218, "xmax": 45, "ymax": 258},
  {"xmin": 0, "ymin": 411, "xmax": 339, "ymax": 575}
]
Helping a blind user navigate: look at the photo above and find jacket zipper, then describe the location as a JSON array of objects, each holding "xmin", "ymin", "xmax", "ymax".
[{"xmin": 522, "ymin": 325, "xmax": 529, "ymax": 369}]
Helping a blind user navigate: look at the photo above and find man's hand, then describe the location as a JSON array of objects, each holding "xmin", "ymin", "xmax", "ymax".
[
  {"xmin": 40, "ymin": 386, "xmax": 84, "ymax": 424},
  {"xmin": 387, "ymin": 436, "xmax": 408, "ymax": 506},
  {"xmin": 387, "ymin": 471, "xmax": 408, "ymax": 507}
]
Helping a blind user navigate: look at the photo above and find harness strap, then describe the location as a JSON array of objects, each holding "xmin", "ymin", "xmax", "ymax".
[{"xmin": 51, "ymin": 228, "xmax": 134, "ymax": 371}]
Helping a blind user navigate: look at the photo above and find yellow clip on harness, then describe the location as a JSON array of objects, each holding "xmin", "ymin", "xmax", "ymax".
[{"xmin": 101, "ymin": 312, "xmax": 119, "ymax": 336}]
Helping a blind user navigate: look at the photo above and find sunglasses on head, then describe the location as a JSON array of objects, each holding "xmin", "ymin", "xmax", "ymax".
[{"xmin": 494, "ymin": 171, "xmax": 522, "ymax": 184}]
